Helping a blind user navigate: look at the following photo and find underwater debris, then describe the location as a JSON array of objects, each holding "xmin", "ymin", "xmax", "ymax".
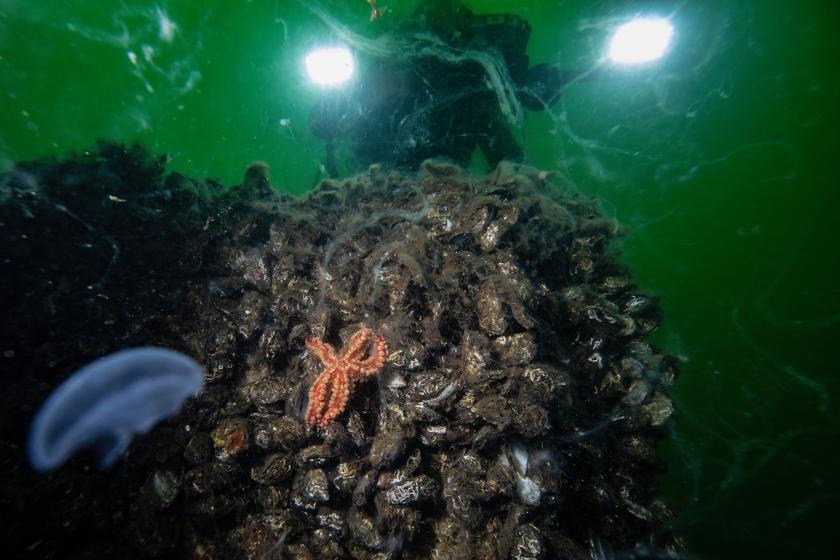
[
  {"xmin": 0, "ymin": 145, "xmax": 681, "ymax": 558},
  {"xmin": 366, "ymin": 0, "xmax": 384, "ymax": 22}
]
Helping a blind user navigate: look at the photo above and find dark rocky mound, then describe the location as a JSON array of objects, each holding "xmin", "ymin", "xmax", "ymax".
[{"xmin": 0, "ymin": 144, "xmax": 682, "ymax": 559}]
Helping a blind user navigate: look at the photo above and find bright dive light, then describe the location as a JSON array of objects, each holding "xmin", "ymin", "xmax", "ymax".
[
  {"xmin": 607, "ymin": 17, "xmax": 673, "ymax": 64},
  {"xmin": 305, "ymin": 47, "xmax": 354, "ymax": 86}
]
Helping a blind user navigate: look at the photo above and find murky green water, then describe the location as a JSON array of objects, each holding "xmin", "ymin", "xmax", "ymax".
[{"xmin": 2, "ymin": 1, "xmax": 838, "ymax": 558}]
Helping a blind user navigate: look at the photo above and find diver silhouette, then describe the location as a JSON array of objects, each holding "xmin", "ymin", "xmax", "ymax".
[{"xmin": 309, "ymin": 1, "xmax": 586, "ymax": 176}]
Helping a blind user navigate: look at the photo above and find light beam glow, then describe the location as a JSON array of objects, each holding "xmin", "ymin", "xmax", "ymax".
[
  {"xmin": 305, "ymin": 46, "xmax": 354, "ymax": 86},
  {"xmin": 607, "ymin": 17, "xmax": 674, "ymax": 64}
]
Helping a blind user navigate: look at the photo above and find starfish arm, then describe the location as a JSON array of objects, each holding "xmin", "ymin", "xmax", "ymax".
[
  {"xmin": 341, "ymin": 327, "xmax": 374, "ymax": 363},
  {"xmin": 305, "ymin": 366, "xmax": 334, "ymax": 428},
  {"xmin": 321, "ymin": 367, "xmax": 353, "ymax": 427},
  {"xmin": 357, "ymin": 335, "xmax": 389, "ymax": 377},
  {"xmin": 306, "ymin": 336, "xmax": 339, "ymax": 366},
  {"xmin": 303, "ymin": 328, "xmax": 390, "ymax": 429}
]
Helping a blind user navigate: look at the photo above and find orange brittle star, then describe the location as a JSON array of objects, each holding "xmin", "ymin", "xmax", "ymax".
[{"xmin": 304, "ymin": 327, "xmax": 389, "ymax": 429}]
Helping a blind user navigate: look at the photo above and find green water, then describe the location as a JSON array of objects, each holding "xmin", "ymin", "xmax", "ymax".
[{"xmin": 2, "ymin": 1, "xmax": 838, "ymax": 557}]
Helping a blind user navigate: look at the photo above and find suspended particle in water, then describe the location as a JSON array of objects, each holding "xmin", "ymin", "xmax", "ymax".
[{"xmin": 156, "ymin": 7, "xmax": 178, "ymax": 43}]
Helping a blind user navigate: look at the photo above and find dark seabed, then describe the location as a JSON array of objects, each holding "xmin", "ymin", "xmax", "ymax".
[{"xmin": 1, "ymin": 1, "xmax": 838, "ymax": 559}]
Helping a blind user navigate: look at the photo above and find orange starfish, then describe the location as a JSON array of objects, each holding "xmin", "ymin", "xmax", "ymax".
[{"xmin": 304, "ymin": 327, "xmax": 389, "ymax": 429}]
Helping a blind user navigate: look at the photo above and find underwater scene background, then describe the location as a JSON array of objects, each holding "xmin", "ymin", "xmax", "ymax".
[{"xmin": 1, "ymin": 0, "xmax": 838, "ymax": 558}]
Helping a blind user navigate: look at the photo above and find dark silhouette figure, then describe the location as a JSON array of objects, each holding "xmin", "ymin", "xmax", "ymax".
[{"xmin": 309, "ymin": 1, "xmax": 585, "ymax": 175}]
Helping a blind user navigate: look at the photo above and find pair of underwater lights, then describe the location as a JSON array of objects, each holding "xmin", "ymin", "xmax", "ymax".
[{"xmin": 304, "ymin": 17, "xmax": 674, "ymax": 87}]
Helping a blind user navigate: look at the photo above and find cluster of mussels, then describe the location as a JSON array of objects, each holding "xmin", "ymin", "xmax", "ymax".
[{"xmin": 0, "ymin": 146, "xmax": 681, "ymax": 559}]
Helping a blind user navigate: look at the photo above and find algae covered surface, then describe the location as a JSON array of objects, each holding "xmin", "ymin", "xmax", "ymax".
[{"xmin": 1, "ymin": 145, "xmax": 678, "ymax": 558}]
